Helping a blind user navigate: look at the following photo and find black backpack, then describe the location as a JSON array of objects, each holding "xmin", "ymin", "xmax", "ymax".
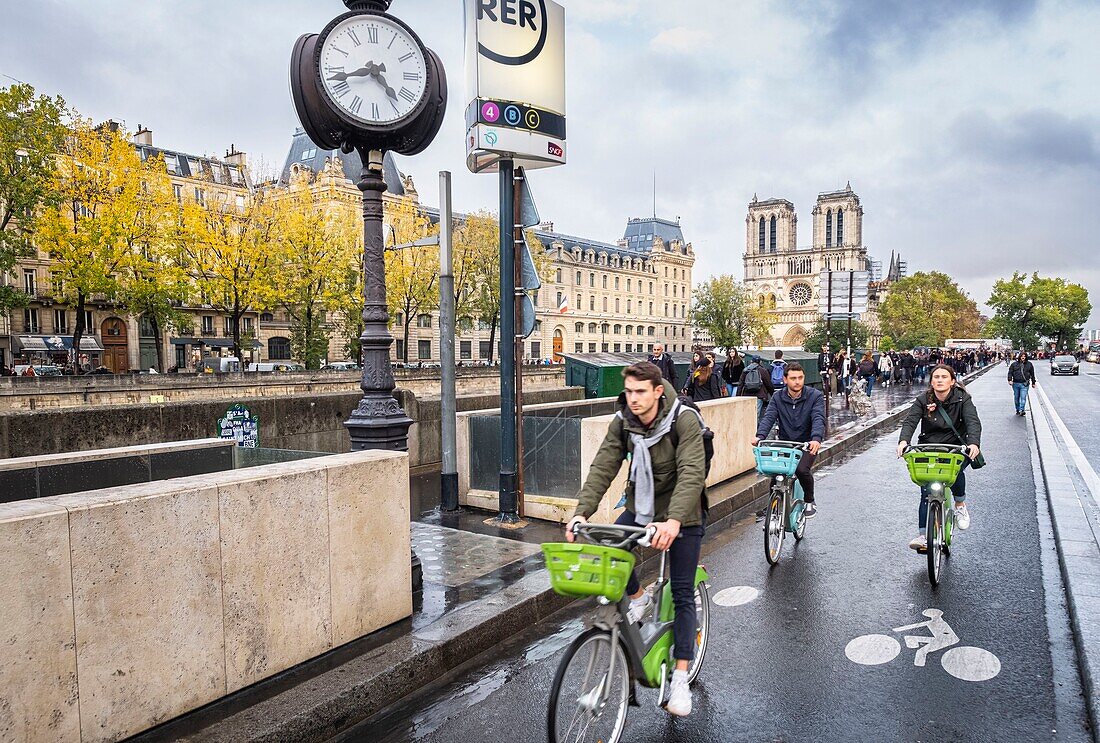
[
  {"xmin": 740, "ymin": 363, "xmax": 763, "ymax": 393},
  {"xmin": 619, "ymin": 395, "xmax": 715, "ymax": 514}
]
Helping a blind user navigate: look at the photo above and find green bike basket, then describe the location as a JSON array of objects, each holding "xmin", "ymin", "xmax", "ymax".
[
  {"xmin": 903, "ymin": 450, "xmax": 966, "ymax": 486},
  {"xmin": 541, "ymin": 543, "xmax": 636, "ymax": 601}
]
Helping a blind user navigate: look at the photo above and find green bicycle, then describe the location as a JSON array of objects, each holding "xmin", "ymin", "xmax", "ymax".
[
  {"xmin": 902, "ymin": 444, "xmax": 968, "ymax": 586},
  {"xmin": 542, "ymin": 523, "xmax": 710, "ymax": 743}
]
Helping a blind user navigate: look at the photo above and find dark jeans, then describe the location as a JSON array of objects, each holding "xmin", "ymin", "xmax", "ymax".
[
  {"xmin": 615, "ymin": 509, "xmax": 704, "ymax": 661},
  {"xmin": 796, "ymin": 449, "xmax": 817, "ymax": 503},
  {"xmin": 918, "ymin": 457, "xmax": 971, "ymax": 530}
]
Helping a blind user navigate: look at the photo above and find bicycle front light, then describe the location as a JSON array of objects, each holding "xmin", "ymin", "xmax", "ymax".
[{"xmin": 930, "ymin": 482, "xmax": 943, "ymax": 492}]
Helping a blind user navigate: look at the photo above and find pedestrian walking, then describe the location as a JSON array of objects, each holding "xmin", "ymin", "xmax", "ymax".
[
  {"xmin": 721, "ymin": 349, "xmax": 744, "ymax": 398},
  {"xmin": 857, "ymin": 351, "xmax": 878, "ymax": 395},
  {"xmin": 818, "ymin": 345, "xmax": 834, "ymax": 393},
  {"xmin": 770, "ymin": 350, "xmax": 787, "ymax": 391},
  {"xmin": 684, "ymin": 355, "xmax": 724, "ymax": 402},
  {"xmin": 737, "ymin": 354, "xmax": 774, "ymax": 421},
  {"xmin": 648, "ymin": 343, "xmax": 679, "ymax": 391},
  {"xmin": 1007, "ymin": 352, "xmax": 1036, "ymax": 416},
  {"xmin": 878, "ymin": 351, "xmax": 894, "ymax": 387}
]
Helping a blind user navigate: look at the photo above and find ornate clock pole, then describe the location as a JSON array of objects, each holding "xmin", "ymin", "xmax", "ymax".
[{"xmin": 291, "ymin": 0, "xmax": 448, "ymax": 587}]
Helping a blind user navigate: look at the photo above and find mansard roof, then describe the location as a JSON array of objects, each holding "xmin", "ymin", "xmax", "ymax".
[
  {"xmin": 279, "ymin": 127, "xmax": 407, "ymax": 194},
  {"xmin": 135, "ymin": 144, "xmax": 251, "ymax": 189}
]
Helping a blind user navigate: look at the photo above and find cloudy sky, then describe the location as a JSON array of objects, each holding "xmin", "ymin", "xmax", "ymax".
[{"xmin": 3, "ymin": 0, "xmax": 1098, "ymax": 328}]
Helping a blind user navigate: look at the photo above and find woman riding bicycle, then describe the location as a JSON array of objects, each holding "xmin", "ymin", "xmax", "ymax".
[{"xmin": 896, "ymin": 364, "xmax": 982, "ymax": 551}]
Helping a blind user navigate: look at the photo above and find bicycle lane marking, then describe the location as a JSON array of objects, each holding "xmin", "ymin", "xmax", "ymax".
[{"xmin": 711, "ymin": 586, "xmax": 760, "ymax": 607}]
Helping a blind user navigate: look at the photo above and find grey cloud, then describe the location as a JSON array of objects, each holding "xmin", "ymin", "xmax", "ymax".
[{"xmin": 952, "ymin": 109, "xmax": 1099, "ymax": 170}]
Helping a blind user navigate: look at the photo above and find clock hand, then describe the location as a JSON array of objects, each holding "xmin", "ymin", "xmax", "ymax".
[
  {"xmin": 326, "ymin": 62, "xmax": 380, "ymax": 82},
  {"xmin": 369, "ymin": 69, "xmax": 399, "ymax": 101}
]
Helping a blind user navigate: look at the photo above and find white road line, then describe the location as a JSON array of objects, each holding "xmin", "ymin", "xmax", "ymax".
[
  {"xmin": 1033, "ymin": 382, "xmax": 1100, "ymax": 506},
  {"xmin": 712, "ymin": 586, "xmax": 760, "ymax": 607}
]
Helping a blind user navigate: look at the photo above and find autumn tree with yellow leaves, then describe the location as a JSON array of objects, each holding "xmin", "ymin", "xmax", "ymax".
[
  {"xmin": 385, "ymin": 196, "xmax": 439, "ymax": 363},
  {"xmin": 269, "ymin": 171, "xmax": 361, "ymax": 369}
]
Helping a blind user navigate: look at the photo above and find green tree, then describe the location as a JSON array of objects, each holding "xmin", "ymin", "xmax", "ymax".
[
  {"xmin": 270, "ymin": 171, "xmax": 361, "ymax": 369},
  {"xmin": 385, "ymin": 197, "xmax": 439, "ymax": 363},
  {"xmin": 802, "ymin": 317, "xmax": 871, "ymax": 353},
  {"xmin": 689, "ymin": 274, "xmax": 772, "ymax": 350},
  {"xmin": 987, "ymin": 272, "xmax": 1092, "ymax": 350},
  {"xmin": 876, "ymin": 271, "xmax": 982, "ymax": 348},
  {"xmin": 0, "ymin": 84, "xmax": 66, "ymax": 313}
]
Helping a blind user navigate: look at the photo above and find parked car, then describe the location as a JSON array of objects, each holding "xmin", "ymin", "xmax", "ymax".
[
  {"xmin": 13, "ymin": 364, "xmax": 64, "ymax": 377},
  {"xmin": 1087, "ymin": 351, "xmax": 1100, "ymax": 364},
  {"xmin": 1050, "ymin": 354, "xmax": 1080, "ymax": 376},
  {"xmin": 322, "ymin": 361, "xmax": 360, "ymax": 371},
  {"xmin": 247, "ymin": 361, "xmax": 299, "ymax": 372}
]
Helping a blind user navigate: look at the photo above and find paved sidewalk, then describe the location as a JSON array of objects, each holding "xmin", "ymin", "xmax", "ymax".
[{"xmin": 1029, "ymin": 382, "xmax": 1100, "ymax": 739}]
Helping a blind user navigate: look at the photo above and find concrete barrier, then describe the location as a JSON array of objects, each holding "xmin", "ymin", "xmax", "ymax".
[
  {"xmin": 0, "ymin": 449, "xmax": 410, "ymax": 743},
  {"xmin": 459, "ymin": 395, "xmax": 758, "ymax": 522}
]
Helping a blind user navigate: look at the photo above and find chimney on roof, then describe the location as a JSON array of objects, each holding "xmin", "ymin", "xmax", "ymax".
[
  {"xmin": 225, "ymin": 144, "xmax": 247, "ymax": 170},
  {"xmin": 132, "ymin": 125, "xmax": 153, "ymax": 146}
]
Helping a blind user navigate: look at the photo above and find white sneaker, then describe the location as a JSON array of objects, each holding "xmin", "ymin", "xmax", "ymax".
[
  {"xmin": 627, "ymin": 593, "xmax": 652, "ymax": 624},
  {"xmin": 955, "ymin": 503, "xmax": 971, "ymax": 530},
  {"xmin": 909, "ymin": 534, "xmax": 927, "ymax": 552},
  {"xmin": 665, "ymin": 669, "xmax": 692, "ymax": 716}
]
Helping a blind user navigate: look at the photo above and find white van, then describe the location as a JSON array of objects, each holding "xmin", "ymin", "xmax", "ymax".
[{"xmin": 199, "ymin": 356, "xmax": 241, "ymax": 373}]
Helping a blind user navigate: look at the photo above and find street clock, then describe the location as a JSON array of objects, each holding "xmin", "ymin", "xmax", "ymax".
[{"xmin": 290, "ymin": 0, "xmax": 447, "ymax": 155}]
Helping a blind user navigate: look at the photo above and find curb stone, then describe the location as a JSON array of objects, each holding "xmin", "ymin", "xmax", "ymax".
[
  {"xmin": 1029, "ymin": 385, "xmax": 1100, "ymax": 742},
  {"xmin": 142, "ymin": 365, "xmax": 995, "ymax": 742}
]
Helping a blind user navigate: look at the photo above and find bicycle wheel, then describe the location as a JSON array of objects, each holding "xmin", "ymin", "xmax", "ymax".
[
  {"xmin": 687, "ymin": 580, "xmax": 710, "ymax": 684},
  {"xmin": 764, "ymin": 488, "xmax": 785, "ymax": 565},
  {"xmin": 927, "ymin": 500, "xmax": 943, "ymax": 586},
  {"xmin": 792, "ymin": 486, "xmax": 807, "ymax": 542},
  {"xmin": 548, "ymin": 628, "xmax": 631, "ymax": 743}
]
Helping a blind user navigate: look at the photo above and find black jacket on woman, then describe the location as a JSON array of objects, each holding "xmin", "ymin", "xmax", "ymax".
[
  {"xmin": 898, "ymin": 385, "xmax": 982, "ymax": 447},
  {"xmin": 685, "ymin": 370, "xmax": 724, "ymax": 401},
  {"xmin": 722, "ymin": 358, "xmax": 745, "ymax": 385}
]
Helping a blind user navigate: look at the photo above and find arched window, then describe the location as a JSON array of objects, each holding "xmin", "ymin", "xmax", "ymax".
[
  {"xmin": 575, "ymin": 322, "xmax": 583, "ymax": 333},
  {"xmin": 836, "ymin": 208, "xmax": 844, "ymax": 245},
  {"xmin": 601, "ymin": 323, "xmax": 609, "ymax": 333},
  {"xmin": 260, "ymin": 312, "xmax": 274, "ymax": 322},
  {"xmin": 268, "ymin": 337, "xmax": 291, "ymax": 360},
  {"xmin": 826, "ymin": 209, "xmax": 833, "ymax": 247},
  {"xmin": 613, "ymin": 324, "xmax": 622, "ymax": 333},
  {"xmin": 588, "ymin": 322, "xmax": 597, "ymax": 333},
  {"xmin": 575, "ymin": 271, "xmax": 581, "ymax": 284},
  {"xmin": 758, "ymin": 216, "xmax": 766, "ymax": 252},
  {"xmin": 556, "ymin": 268, "xmax": 562, "ymax": 283},
  {"xmin": 625, "ymin": 325, "xmax": 632, "ymax": 335},
  {"xmin": 770, "ymin": 215, "xmax": 777, "ymax": 252}
]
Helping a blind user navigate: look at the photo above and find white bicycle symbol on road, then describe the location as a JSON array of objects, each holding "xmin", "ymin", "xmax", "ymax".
[{"xmin": 845, "ymin": 609, "xmax": 1002, "ymax": 682}]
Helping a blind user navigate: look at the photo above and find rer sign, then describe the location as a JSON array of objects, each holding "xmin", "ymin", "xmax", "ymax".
[{"xmin": 465, "ymin": 0, "xmax": 566, "ymax": 173}]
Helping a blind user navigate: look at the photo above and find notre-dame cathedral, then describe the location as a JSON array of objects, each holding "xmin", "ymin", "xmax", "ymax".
[{"xmin": 742, "ymin": 184, "xmax": 902, "ymax": 348}]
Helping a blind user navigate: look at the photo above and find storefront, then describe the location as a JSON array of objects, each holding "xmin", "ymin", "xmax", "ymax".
[{"xmin": 14, "ymin": 335, "xmax": 105, "ymax": 368}]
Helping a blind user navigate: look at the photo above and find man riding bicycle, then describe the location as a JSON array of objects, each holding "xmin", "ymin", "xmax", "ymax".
[
  {"xmin": 751, "ymin": 363, "xmax": 825, "ymax": 516},
  {"xmin": 566, "ymin": 361, "xmax": 706, "ymax": 717}
]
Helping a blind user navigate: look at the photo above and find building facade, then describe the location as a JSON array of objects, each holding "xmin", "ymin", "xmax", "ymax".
[{"xmin": 743, "ymin": 184, "xmax": 898, "ymax": 349}]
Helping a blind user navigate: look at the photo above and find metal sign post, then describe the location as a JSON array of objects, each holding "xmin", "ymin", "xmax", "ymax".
[{"xmin": 439, "ymin": 171, "xmax": 459, "ymax": 511}]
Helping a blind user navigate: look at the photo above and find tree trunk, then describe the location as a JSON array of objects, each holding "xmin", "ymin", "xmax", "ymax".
[
  {"xmin": 403, "ymin": 316, "xmax": 412, "ymax": 363},
  {"xmin": 304, "ymin": 304, "xmax": 315, "ymax": 369},
  {"xmin": 73, "ymin": 292, "xmax": 87, "ymax": 372},
  {"xmin": 151, "ymin": 316, "xmax": 165, "ymax": 373},
  {"xmin": 231, "ymin": 304, "xmax": 243, "ymax": 364},
  {"xmin": 488, "ymin": 317, "xmax": 498, "ymax": 364}
]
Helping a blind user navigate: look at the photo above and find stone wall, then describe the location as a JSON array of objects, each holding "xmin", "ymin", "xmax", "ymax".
[
  {"xmin": 0, "ymin": 366, "xmax": 567, "ymax": 412},
  {"xmin": 0, "ymin": 386, "xmax": 584, "ymax": 468},
  {"xmin": 0, "ymin": 449, "xmax": 410, "ymax": 743},
  {"xmin": 459, "ymin": 395, "xmax": 758, "ymax": 521}
]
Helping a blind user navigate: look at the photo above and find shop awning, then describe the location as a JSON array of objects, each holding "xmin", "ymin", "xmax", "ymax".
[{"xmin": 16, "ymin": 335, "xmax": 104, "ymax": 353}]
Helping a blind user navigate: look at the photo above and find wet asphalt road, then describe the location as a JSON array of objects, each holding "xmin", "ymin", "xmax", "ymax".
[{"xmin": 342, "ymin": 369, "xmax": 1093, "ymax": 743}]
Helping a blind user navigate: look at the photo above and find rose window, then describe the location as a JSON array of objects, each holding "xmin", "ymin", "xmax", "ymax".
[{"xmin": 789, "ymin": 283, "xmax": 812, "ymax": 306}]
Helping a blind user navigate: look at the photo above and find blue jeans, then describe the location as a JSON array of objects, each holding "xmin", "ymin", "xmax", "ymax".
[
  {"xmin": 919, "ymin": 457, "xmax": 971, "ymax": 532},
  {"xmin": 864, "ymin": 375, "xmax": 875, "ymax": 395},
  {"xmin": 727, "ymin": 383, "xmax": 737, "ymax": 397},
  {"xmin": 615, "ymin": 510, "xmax": 704, "ymax": 661},
  {"xmin": 1013, "ymin": 382, "xmax": 1030, "ymax": 413}
]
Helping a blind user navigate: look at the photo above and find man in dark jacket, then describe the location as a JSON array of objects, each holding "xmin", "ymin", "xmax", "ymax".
[
  {"xmin": 737, "ymin": 354, "xmax": 775, "ymax": 420},
  {"xmin": 1007, "ymin": 352, "xmax": 1036, "ymax": 416},
  {"xmin": 567, "ymin": 361, "xmax": 705, "ymax": 717},
  {"xmin": 648, "ymin": 343, "xmax": 678, "ymax": 391},
  {"xmin": 752, "ymin": 363, "xmax": 826, "ymax": 517}
]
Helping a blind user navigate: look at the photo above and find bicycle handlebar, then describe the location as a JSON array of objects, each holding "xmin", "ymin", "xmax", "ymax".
[
  {"xmin": 570, "ymin": 522, "xmax": 657, "ymax": 550},
  {"xmin": 903, "ymin": 443, "xmax": 969, "ymax": 455},
  {"xmin": 755, "ymin": 439, "xmax": 811, "ymax": 451}
]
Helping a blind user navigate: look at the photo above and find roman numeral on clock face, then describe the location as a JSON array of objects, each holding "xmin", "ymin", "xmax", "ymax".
[
  {"xmin": 367, "ymin": 26, "xmax": 379, "ymax": 43},
  {"xmin": 332, "ymin": 80, "xmax": 350, "ymax": 98},
  {"xmin": 349, "ymin": 95, "xmax": 363, "ymax": 114},
  {"xmin": 347, "ymin": 28, "xmax": 361, "ymax": 46},
  {"xmin": 398, "ymin": 52, "xmax": 415, "ymax": 63},
  {"xmin": 371, "ymin": 102, "xmax": 380, "ymax": 119},
  {"xmin": 398, "ymin": 87, "xmax": 417, "ymax": 103},
  {"xmin": 403, "ymin": 71, "xmax": 420, "ymax": 81}
]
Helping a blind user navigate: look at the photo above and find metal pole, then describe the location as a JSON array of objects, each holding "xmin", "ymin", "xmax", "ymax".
[
  {"xmin": 513, "ymin": 170, "xmax": 525, "ymax": 519},
  {"xmin": 497, "ymin": 159, "xmax": 519, "ymax": 523},
  {"xmin": 845, "ymin": 270, "xmax": 854, "ymax": 409},
  {"xmin": 439, "ymin": 171, "xmax": 458, "ymax": 511},
  {"xmin": 825, "ymin": 271, "xmax": 832, "ymax": 437}
]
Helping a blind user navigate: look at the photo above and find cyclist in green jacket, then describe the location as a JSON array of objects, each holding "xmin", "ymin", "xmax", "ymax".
[{"xmin": 566, "ymin": 361, "xmax": 706, "ymax": 717}]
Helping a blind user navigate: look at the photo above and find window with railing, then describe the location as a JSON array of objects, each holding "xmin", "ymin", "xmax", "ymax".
[
  {"xmin": 23, "ymin": 269, "xmax": 36, "ymax": 296},
  {"xmin": 24, "ymin": 308, "xmax": 39, "ymax": 333},
  {"xmin": 54, "ymin": 309, "xmax": 68, "ymax": 334}
]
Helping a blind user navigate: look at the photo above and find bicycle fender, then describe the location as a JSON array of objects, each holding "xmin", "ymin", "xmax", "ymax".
[{"xmin": 694, "ymin": 565, "xmax": 710, "ymax": 585}]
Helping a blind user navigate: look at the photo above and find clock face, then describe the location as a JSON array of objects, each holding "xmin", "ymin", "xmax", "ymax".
[{"xmin": 318, "ymin": 14, "xmax": 428, "ymax": 127}]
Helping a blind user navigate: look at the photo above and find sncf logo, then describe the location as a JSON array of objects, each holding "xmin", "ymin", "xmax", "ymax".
[
  {"xmin": 477, "ymin": 0, "xmax": 548, "ymax": 66},
  {"xmin": 547, "ymin": 142, "xmax": 563, "ymax": 158}
]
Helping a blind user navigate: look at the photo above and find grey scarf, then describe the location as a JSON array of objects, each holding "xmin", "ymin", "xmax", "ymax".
[{"xmin": 625, "ymin": 399, "xmax": 681, "ymax": 525}]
